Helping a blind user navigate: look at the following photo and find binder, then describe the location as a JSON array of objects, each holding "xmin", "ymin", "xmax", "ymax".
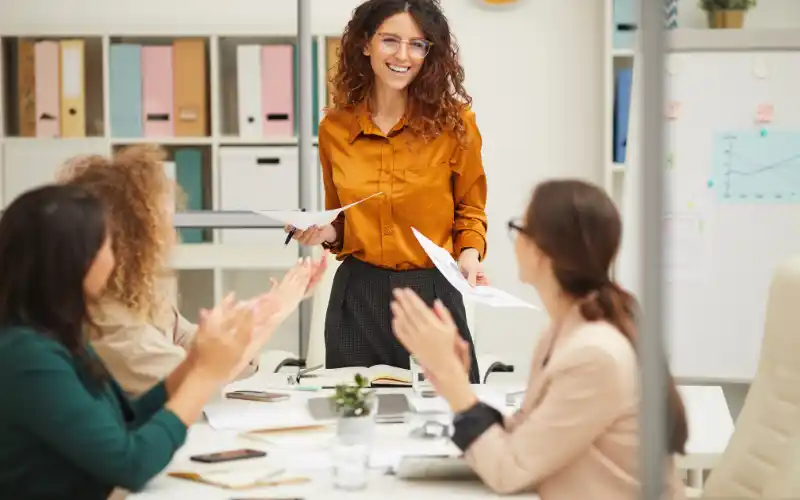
[
  {"xmin": 325, "ymin": 37, "xmax": 341, "ymax": 108},
  {"xmin": 109, "ymin": 44, "xmax": 143, "ymax": 138},
  {"xmin": 142, "ymin": 46, "xmax": 174, "ymax": 137},
  {"xmin": 293, "ymin": 41, "xmax": 320, "ymax": 136},
  {"xmin": 613, "ymin": 67, "xmax": 633, "ymax": 164},
  {"xmin": 59, "ymin": 40, "xmax": 86, "ymax": 137},
  {"xmin": 237, "ymin": 45, "xmax": 262, "ymax": 138},
  {"xmin": 261, "ymin": 44, "xmax": 294, "ymax": 137},
  {"xmin": 17, "ymin": 40, "xmax": 37, "ymax": 137},
  {"xmin": 174, "ymin": 148, "xmax": 204, "ymax": 243},
  {"xmin": 34, "ymin": 41, "xmax": 61, "ymax": 138},
  {"xmin": 173, "ymin": 39, "xmax": 207, "ymax": 137},
  {"xmin": 613, "ymin": 0, "xmax": 637, "ymax": 50}
]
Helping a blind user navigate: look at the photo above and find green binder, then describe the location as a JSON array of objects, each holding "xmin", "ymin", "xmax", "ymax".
[
  {"xmin": 293, "ymin": 39, "xmax": 320, "ymax": 137},
  {"xmin": 174, "ymin": 148, "xmax": 205, "ymax": 243}
]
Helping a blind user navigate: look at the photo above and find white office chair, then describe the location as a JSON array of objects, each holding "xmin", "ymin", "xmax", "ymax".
[
  {"xmin": 690, "ymin": 255, "xmax": 800, "ymax": 498},
  {"xmin": 305, "ymin": 250, "xmax": 513, "ymax": 382}
]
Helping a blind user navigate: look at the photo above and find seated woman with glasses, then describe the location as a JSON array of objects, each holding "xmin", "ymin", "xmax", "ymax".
[
  {"xmin": 0, "ymin": 184, "xmax": 313, "ymax": 499},
  {"xmin": 391, "ymin": 180, "xmax": 688, "ymax": 498},
  {"xmin": 58, "ymin": 145, "xmax": 327, "ymax": 396},
  {"xmin": 288, "ymin": 0, "xmax": 487, "ymax": 381}
]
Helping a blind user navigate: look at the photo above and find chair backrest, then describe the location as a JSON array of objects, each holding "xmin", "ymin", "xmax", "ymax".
[
  {"xmin": 702, "ymin": 255, "xmax": 800, "ymax": 498},
  {"xmin": 305, "ymin": 254, "xmax": 478, "ymax": 368},
  {"xmin": 761, "ymin": 432, "xmax": 800, "ymax": 498}
]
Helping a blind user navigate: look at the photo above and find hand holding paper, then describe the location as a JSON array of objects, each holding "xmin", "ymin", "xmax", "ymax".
[
  {"xmin": 411, "ymin": 228, "xmax": 537, "ymax": 309},
  {"xmin": 256, "ymin": 192, "xmax": 383, "ymax": 231}
]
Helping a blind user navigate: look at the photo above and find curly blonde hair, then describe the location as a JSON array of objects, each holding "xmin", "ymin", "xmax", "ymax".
[{"xmin": 58, "ymin": 144, "xmax": 179, "ymax": 322}]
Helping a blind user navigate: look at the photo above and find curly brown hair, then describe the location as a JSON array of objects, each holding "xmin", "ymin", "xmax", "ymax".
[
  {"xmin": 330, "ymin": 0, "xmax": 472, "ymax": 143},
  {"xmin": 57, "ymin": 144, "xmax": 179, "ymax": 322}
]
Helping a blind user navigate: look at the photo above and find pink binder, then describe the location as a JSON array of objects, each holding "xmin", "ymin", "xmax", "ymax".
[
  {"xmin": 34, "ymin": 41, "xmax": 61, "ymax": 138},
  {"xmin": 142, "ymin": 46, "xmax": 174, "ymax": 137},
  {"xmin": 260, "ymin": 45, "xmax": 294, "ymax": 137}
]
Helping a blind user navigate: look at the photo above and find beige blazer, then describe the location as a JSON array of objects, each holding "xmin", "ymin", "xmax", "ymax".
[
  {"xmin": 90, "ymin": 299, "xmax": 258, "ymax": 396},
  {"xmin": 464, "ymin": 306, "xmax": 685, "ymax": 499}
]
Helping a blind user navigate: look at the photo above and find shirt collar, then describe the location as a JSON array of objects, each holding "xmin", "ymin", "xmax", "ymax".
[{"xmin": 347, "ymin": 100, "xmax": 408, "ymax": 143}]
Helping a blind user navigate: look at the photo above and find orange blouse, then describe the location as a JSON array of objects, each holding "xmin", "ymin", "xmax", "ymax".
[{"xmin": 318, "ymin": 103, "xmax": 488, "ymax": 271}]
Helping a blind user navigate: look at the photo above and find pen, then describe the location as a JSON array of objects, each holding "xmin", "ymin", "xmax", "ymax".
[{"xmin": 284, "ymin": 208, "xmax": 306, "ymax": 246}]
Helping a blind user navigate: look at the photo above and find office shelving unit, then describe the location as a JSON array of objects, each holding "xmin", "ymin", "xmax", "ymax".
[
  {"xmin": 602, "ymin": 0, "xmax": 637, "ymax": 211},
  {"xmin": 0, "ymin": 27, "xmax": 340, "ymax": 355}
]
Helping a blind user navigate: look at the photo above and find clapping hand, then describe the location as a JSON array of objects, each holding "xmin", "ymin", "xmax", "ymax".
[
  {"xmin": 192, "ymin": 293, "xmax": 255, "ymax": 383},
  {"xmin": 391, "ymin": 289, "xmax": 467, "ymax": 383}
]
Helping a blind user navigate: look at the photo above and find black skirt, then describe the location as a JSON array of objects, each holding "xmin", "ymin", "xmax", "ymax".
[{"xmin": 324, "ymin": 256, "xmax": 480, "ymax": 384}]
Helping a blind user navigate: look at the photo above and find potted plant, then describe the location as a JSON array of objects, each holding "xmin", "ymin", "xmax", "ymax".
[
  {"xmin": 699, "ymin": 0, "xmax": 757, "ymax": 29},
  {"xmin": 331, "ymin": 373, "xmax": 378, "ymax": 445}
]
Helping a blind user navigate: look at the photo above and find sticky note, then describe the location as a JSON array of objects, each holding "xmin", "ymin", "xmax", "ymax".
[
  {"xmin": 755, "ymin": 103, "xmax": 774, "ymax": 124},
  {"xmin": 666, "ymin": 101, "xmax": 681, "ymax": 120}
]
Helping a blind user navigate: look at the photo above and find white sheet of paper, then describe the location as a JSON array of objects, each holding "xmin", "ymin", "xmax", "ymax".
[
  {"xmin": 255, "ymin": 192, "xmax": 383, "ymax": 230},
  {"xmin": 203, "ymin": 399, "xmax": 318, "ymax": 431},
  {"xmin": 411, "ymin": 228, "xmax": 537, "ymax": 309}
]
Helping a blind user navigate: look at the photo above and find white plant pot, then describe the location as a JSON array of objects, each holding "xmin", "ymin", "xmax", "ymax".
[{"xmin": 336, "ymin": 416, "xmax": 375, "ymax": 446}]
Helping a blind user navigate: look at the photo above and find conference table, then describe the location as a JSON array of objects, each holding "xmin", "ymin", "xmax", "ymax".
[{"xmin": 127, "ymin": 372, "xmax": 734, "ymax": 499}]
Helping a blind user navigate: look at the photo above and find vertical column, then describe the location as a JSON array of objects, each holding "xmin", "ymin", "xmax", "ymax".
[
  {"xmin": 639, "ymin": 0, "xmax": 668, "ymax": 498},
  {"xmin": 297, "ymin": 0, "xmax": 314, "ymax": 361}
]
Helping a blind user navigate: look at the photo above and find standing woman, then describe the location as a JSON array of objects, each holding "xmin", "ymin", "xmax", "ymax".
[{"xmin": 290, "ymin": 0, "xmax": 487, "ymax": 382}]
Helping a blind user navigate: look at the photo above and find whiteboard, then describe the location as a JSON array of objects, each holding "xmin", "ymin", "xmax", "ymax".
[{"xmin": 664, "ymin": 51, "xmax": 800, "ymax": 382}]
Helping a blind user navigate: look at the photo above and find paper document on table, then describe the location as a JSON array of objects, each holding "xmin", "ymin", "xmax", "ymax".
[
  {"xmin": 203, "ymin": 399, "xmax": 318, "ymax": 431},
  {"xmin": 411, "ymin": 227, "xmax": 537, "ymax": 309},
  {"xmin": 255, "ymin": 192, "xmax": 383, "ymax": 230}
]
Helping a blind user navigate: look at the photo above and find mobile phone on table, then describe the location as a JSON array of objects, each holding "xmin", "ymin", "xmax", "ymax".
[
  {"xmin": 190, "ymin": 448, "xmax": 267, "ymax": 464},
  {"xmin": 225, "ymin": 390, "xmax": 290, "ymax": 402}
]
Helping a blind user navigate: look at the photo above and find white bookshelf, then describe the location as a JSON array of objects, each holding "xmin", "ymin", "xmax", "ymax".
[
  {"xmin": 0, "ymin": 33, "xmax": 339, "ymax": 354},
  {"xmin": 602, "ymin": 0, "xmax": 635, "ymax": 210}
]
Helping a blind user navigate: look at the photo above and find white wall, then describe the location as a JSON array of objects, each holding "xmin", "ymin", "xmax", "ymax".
[
  {"xmin": 0, "ymin": 0, "xmax": 605, "ymax": 375},
  {"xmin": 678, "ymin": 0, "xmax": 800, "ymax": 29}
]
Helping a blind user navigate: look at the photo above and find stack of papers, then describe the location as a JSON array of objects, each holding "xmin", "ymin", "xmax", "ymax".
[
  {"xmin": 256, "ymin": 192, "xmax": 383, "ymax": 230},
  {"xmin": 411, "ymin": 228, "xmax": 538, "ymax": 309}
]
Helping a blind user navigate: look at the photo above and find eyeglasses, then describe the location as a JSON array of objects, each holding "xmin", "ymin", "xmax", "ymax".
[
  {"xmin": 507, "ymin": 218, "xmax": 525, "ymax": 242},
  {"xmin": 377, "ymin": 33, "xmax": 432, "ymax": 60}
]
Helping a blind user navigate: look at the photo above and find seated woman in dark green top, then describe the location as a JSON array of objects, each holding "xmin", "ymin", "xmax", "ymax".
[{"xmin": 0, "ymin": 185, "xmax": 314, "ymax": 500}]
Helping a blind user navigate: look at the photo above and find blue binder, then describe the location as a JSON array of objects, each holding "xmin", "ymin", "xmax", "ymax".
[
  {"xmin": 175, "ymin": 148, "xmax": 205, "ymax": 243},
  {"xmin": 109, "ymin": 44, "xmax": 143, "ymax": 138},
  {"xmin": 613, "ymin": 68, "xmax": 633, "ymax": 164}
]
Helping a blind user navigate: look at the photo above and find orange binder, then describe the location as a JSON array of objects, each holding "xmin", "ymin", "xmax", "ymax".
[
  {"xmin": 59, "ymin": 39, "xmax": 86, "ymax": 137},
  {"xmin": 172, "ymin": 39, "xmax": 207, "ymax": 137},
  {"xmin": 325, "ymin": 38, "xmax": 341, "ymax": 107},
  {"xmin": 17, "ymin": 40, "xmax": 37, "ymax": 137}
]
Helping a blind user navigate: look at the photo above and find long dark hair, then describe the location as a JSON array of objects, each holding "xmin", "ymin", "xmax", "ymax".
[
  {"xmin": 524, "ymin": 179, "xmax": 689, "ymax": 455},
  {"xmin": 331, "ymin": 0, "xmax": 472, "ymax": 143},
  {"xmin": 0, "ymin": 184, "xmax": 110, "ymax": 383}
]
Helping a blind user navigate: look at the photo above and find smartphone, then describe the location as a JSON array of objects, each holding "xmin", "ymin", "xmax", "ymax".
[
  {"xmin": 190, "ymin": 448, "xmax": 267, "ymax": 464},
  {"xmin": 225, "ymin": 390, "xmax": 290, "ymax": 402}
]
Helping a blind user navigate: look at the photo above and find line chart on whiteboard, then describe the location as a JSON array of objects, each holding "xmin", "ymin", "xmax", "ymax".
[{"xmin": 711, "ymin": 130, "xmax": 800, "ymax": 203}]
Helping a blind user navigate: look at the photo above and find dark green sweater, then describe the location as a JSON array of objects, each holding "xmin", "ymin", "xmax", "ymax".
[{"xmin": 0, "ymin": 326, "xmax": 188, "ymax": 499}]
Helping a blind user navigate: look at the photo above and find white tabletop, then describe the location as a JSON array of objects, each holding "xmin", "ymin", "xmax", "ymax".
[{"xmin": 127, "ymin": 374, "xmax": 733, "ymax": 498}]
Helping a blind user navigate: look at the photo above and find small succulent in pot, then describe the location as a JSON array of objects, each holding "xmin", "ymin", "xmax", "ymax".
[{"xmin": 332, "ymin": 373, "xmax": 376, "ymax": 418}]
